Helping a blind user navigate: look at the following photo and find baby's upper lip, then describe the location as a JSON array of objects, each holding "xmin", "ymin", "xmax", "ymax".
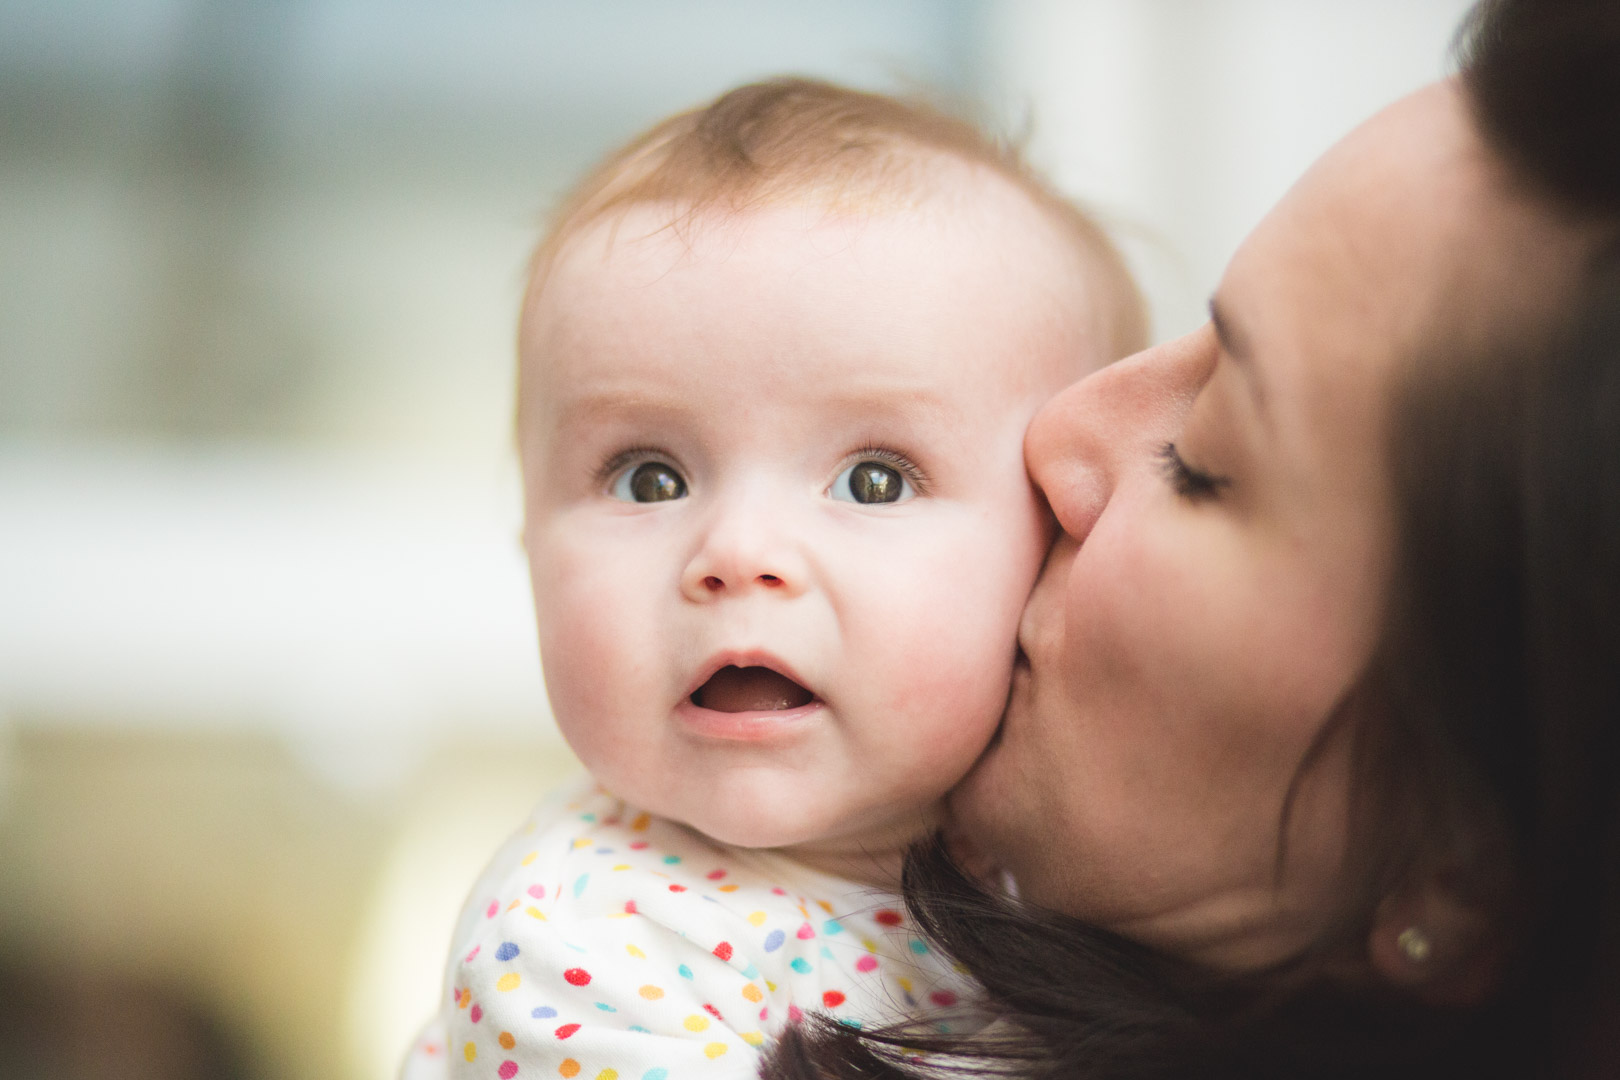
[{"xmin": 685, "ymin": 649, "xmax": 816, "ymax": 701}]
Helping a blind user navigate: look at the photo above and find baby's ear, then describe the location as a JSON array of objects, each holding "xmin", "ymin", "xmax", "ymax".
[{"xmin": 1366, "ymin": 875, "xmax": 1504, "ymax": 1006}]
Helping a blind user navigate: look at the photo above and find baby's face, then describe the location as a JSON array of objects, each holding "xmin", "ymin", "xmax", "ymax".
[{"xmin": 520, "ymin": 172, "xmax": 1105, "ymax": 856}]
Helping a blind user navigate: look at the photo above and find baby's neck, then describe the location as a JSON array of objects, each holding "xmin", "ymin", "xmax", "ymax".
[{"xmin": 773, "ymin": 804, "xmax": 941, "ymax": 891}]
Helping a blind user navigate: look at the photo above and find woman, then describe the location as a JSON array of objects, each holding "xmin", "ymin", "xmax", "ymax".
[{"xmin": 769, "ymin": 0, "xmax": 1619, "ymax": 1075}]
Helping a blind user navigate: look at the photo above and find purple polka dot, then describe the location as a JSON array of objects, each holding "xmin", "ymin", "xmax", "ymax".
[
  {"xmin": 763, "ymin": 929, "xmax": 785, "ymax": 953},
  {"xmin": 531, "ymin": 1006, "xmax": 557, "ymax": 1019}
]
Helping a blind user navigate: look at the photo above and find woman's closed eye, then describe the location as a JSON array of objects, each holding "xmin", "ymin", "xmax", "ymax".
[{"xmin": 1157, "ymin": 441, "xmax": 1230, "ymax": 501}]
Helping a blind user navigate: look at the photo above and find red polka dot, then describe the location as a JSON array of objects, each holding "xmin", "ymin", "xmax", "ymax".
[
  {"xmin": 630, "ymin": 841, "xmax": 650, "ymax": 850},
  {"xmin": 669, "ymin": 884, "xmax": 687, "ymax": 893},
  {"xmin": 555, "ymin": 1024, "xmax": 580, "ymax": 1040},
  {"xmin": 624, "ymin": 900, "xmax": 637, "ymax": 915},
  {"xmin": 929, "ymin": 990, "xmax": 958, "ymax": 1007},
  {"xmin": 563, "ymin": 968, "xmax": 592, "ymax": 986},
  {"xmin": 712, "ymin": 941, "xmax": 733, "ymax": 961},
  {"xmin": 874, "ymin": 909, "xmax": 903, "ymax": 926},
  {"xmin": 498, "ymin": 1062, "xmax": 518, "ymax": 1079},
  {"xmin": 704, "ymin": 1003, "xmax": 723, "ymax": 1020},
  {"xmin": 822, "ymin": 991, "xmax": 846, "ymax": 1008},
  {"xmin": 706, "ymin": 869, "xmax": 727, "ymax": 880}
]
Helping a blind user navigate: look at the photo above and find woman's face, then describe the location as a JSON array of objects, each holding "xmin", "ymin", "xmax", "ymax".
[{"xmin": 950, "ymin": 83, "xmax": 1586, "ymax": 969}]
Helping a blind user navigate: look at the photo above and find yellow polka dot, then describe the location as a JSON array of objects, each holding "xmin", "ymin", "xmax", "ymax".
[
  {"xmin": 612, "ymin": 864, "xmax": 631, "ymax": 871},
  {"xmin": 765, "ymin": 980, "xmax": 778, "ymax": 993},
  {"xmin": 953, "ymin": 962, "xmax": 971, "ymax": 975},
  {"xmin": 499, "ymin": 1032, "xmax": 516, "ymax": 1050},
  {"xmin": 684, "ymin": 1014, "xmax": 710, "ymax": 1032},
  {"xmin": 704, "ymin": 1043, "xmax": 728, "ymax": 1059},
  {"xmin": 631, "ymin": 812, "xmax": 651, "ymax": 831},
  {"xmin": 559, "ymin": 1059, "xmax": 580, "ymax": 1078},
  {"xmin": 626, "ymin": 945, "xmax": 645, "ymax": 959},
  {"xmin": 746, "ymin": 911, "xmax": 767, "ymax": 927},
  {"xmin": 572, "ymin": 837, "xmax": 592, "ymax": 849},
  {"xmin": 596, "ymin": 1071, "xmax": 618, "ymax": 1080},
  {"xmin": 639, "ymin": 985, "xmax": 664, "ymax": 1000},
  {"xmin": 463, "ymin": 1043, "xmax": 477, "ymax": 1063},
  {"xmin": 741, "ymin": 984, "xmax": 763, "ymax": 1003},
  {"xmin": 526, "ymin": 906, "xmax": 547, "ymax": 920},
  {"xmin": 897, "ymin": 977, "xmax": 914, "ymax": 994},
  {"xmin": 496, "ymin": 973, "xmax": 521, "ymax": 992},
  {"xmin": 521, "ymin": 851, "xmax": 537, "ymax": 866},
  {"xmin": 717, "ymin": 884, "xmax": 740, "ymax": 893},
  {"xmin": 741, "ymin": 1032, "xmax": 765, "ymax": 1047},
  {"xmin": 606, "ymin": 912, "xmax": 631, "ymax": 920},
  {"xmin": 861, "ymin": 938, "xmax": 879, "ymax": 953}
]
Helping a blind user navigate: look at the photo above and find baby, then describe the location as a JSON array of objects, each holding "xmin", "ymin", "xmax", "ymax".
[{"xmin": 403, "ymin": 78, "xmax": 1144, "ymax": 1080}]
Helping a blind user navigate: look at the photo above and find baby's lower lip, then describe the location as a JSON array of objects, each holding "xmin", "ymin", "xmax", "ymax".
[{"xmin": 674, "ymin": 699, "xmax": 825, "ymax": 742}]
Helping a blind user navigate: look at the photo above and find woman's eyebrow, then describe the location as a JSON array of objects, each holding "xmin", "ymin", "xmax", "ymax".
[{"xmin": 1208, "ymin": 295, "xmax": 1270, "ymax": 419}]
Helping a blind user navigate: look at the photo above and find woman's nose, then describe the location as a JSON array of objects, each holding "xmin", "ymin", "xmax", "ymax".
[
  {"xmin": 679, "ymin": 493, "xmax": 809, "ymax": 602},
  {"xmin": 1025, "ymin": 324, "xmax": 1217, "ymax": 541}
]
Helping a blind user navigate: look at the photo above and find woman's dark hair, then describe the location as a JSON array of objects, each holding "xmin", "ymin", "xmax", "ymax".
[{"xmin": 763, "ymin": 0, "xmax": 1620, "ymax": 1076}]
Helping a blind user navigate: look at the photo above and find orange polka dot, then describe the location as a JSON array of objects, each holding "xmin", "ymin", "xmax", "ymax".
[
  {"xmin": 742, "ymin": 984, "xmax": 763, "ymax": 1003},
  {"xmin": 499, "ymin": 1032, "xmax": 516, "ymax": 1050},
  {"xmin": 639, "ymin": 985, "xmax": 664, "ymax": 1000},
  {"xmin": 560, "ymin": 1059, "xmax": 580, "ymax": 1078}
]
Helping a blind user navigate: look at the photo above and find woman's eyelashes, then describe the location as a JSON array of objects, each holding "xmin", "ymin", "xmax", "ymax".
[{"xmin": 1156, "ymin": 442, "xmax": 1230, "ymax": 501}]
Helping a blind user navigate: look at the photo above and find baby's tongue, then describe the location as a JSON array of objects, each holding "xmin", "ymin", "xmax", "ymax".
[{"xmin": 692, "ymin": 665, "xmax": 813, "ymax": 712}]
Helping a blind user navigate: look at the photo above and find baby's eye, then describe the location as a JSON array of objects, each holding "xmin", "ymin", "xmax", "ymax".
[
  {"xmin": 611, "ymin": 460, "xmax": 688, "ymax": 503},
  {"xmin": 829, "ymin": 460, "xmax": 914, "ymax": 505}
]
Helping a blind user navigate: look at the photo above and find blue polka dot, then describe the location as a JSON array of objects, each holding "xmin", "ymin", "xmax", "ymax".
[
  {"xmin": 741, "ymin": 963, "xmax": 759, "ymax": 979},
  {"xmin": 595, "ymin": 847, "xmax": 613, "ymax": 854},
  {"xmin": 495, "ymin": 942, "xmax": 520, "ymax": 962},
  {"xmin": 790, "ymin": 958, "xmax": 812, "ymax": 974},
  {"xmin": 629, "ymin": 1025, "xmax": 651, "ymax": 1034},
  {"xmin": 820, "ymin": 945, "xmax": 834, "ymax": 960},
  {"xmin": 532, "ymin": 1006, "xmax": 557, "ymax": 1019},
  {"xmin": 677, "ymin": 964, "xmax": 694, "ymax": 980},
  {"xmin": 595, "ymin": 1002, "xmax": 618, "ymax": 1012},
  {"xmin": 573, "ymin": 873, "xmax": 590, "ymax": 898},
  {"xmin": 838, "ymin": 1018, "xmax": 864, "ymax": 1030},
  {"xmin": 822, "ymin": 919, "xmax": 844, "ymax": 935},
  {"xmin": 644, "ymin": 1070, "xmax": 669, "ymax": 1080},
  {"xmin": 763, "ymin": 929, "xmax": 785, "ymax": 953},
  {"xmin": 580, "ymin": 812, "xmax": 597, "ymax": 822},
  {"xmin": 909, "ymin": 939, "xmax": 929, "ymax": 955},
  {"xmin": 662, "ymin": 855, "xmax": 681, "ymax": 865}
]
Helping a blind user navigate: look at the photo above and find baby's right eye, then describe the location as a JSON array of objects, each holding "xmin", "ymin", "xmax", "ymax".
[{"xmin": 610, "ymin": 460, "xmax": 688, "ymax": 503}]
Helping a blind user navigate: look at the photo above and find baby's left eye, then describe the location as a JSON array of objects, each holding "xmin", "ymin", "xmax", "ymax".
[{"xmin": 829, "ymin": 460, "xmax": 914, "ymax": 505}]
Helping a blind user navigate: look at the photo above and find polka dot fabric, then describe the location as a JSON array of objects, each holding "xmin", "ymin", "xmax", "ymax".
[{"xmin": 400, "ymin": 780, "xmax": 978, "ymax": 1080}]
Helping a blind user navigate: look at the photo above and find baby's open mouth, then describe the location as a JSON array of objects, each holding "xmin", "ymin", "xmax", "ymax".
[{"xmin": 690, "ymin": 665, "xmax": 814, "ymax": 712}]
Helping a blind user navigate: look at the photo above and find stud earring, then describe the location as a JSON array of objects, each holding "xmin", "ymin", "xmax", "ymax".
[{"xmin": 1396, "ymin": 926, "xmax": 1433, "ymax": 965}]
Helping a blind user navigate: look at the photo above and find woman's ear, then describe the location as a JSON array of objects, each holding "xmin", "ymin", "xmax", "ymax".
[{"xmin": 1367, "ymin": 877, "xmax": 1503, "ymax": 1006}]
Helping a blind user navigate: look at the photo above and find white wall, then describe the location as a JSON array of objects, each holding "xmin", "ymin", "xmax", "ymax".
[{"xmin": 978, "ymin": 0, "xmax": 1478, "ymax": 341}]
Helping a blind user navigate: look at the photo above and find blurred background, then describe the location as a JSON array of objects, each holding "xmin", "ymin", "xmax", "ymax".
[{"xmin": 0, "ymin": 2, "xmax": 1474, "ymax": 1077}]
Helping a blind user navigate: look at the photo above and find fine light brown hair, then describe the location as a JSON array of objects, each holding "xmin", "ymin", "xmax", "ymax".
[{"xmin": 518, "ymin": 77, "xmax": 1147, "ymax": 377}]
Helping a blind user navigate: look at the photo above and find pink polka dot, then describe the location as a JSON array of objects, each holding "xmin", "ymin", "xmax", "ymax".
[
  {"xmin": 706, "ymin": 869, "xmax": 727, "ymax": 880},
  {"xmin": 470, "ymin": 1005, "xmax": 483, "ymax": 1024},
  {"xmin": 796, "ymin": 923, "xmax": 815, "ymax": 940},
  {"xmin": 630, "ymin": 841, "xmax": 649, "ymax": 850},
  {"xmin": 486, "ymin": 900, "xmax": 500, "ymax": 918},
  {"xmin": 498, "ymin": 1062, "xmax": 519, "ymax": 1079},
  {"xmin": 787, "ymin": 1004, "xmax": 804, "ymax": 1023},
  {"xmin": 527, "ymin": 884, "xmax": 546, "ymax": 899},
  {"xmin": 855, "ymin": 955, "xmax": 878, "ymax": 973},
  {"xmin": 624, "ymin": 900, "xmax": 637, "ymax": 914},
  {"xmin": 464, "ymin": 945, "xmax": 481, "ymax": 963}
]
